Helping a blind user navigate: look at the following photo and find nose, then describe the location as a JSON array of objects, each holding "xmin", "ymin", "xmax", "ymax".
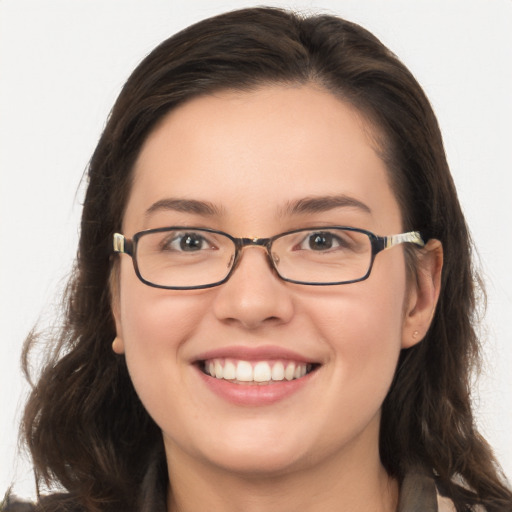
[{"xmin": 212, "ymin": 245, "xmax": 294, "ymax": 330}]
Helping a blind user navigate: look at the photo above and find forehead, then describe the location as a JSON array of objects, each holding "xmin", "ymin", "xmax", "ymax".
[{"xmin": 124, "ymin": 84, "xmax": 401, "ymax": 234}]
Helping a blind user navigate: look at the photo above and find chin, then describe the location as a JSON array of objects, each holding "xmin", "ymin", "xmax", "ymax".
[
  {"xmin": 170, "ymin": 421, "xmax": 315, "ymax": 477},
  {"xmin": 205, "ymin": 446, "xmax": 307, "ymax": 478}
]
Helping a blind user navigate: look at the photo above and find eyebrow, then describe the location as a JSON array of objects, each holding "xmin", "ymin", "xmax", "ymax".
[
  {"xmin": 145, "ymin": 198, "xmax": 224, "ymax": 217},
  {"xmin": 144, "ymin": 194, "xmax": 371, "ymax": 220},
  {"xmin": 279, "ymin": 195, "xmax": 372, "ymax": 216}
]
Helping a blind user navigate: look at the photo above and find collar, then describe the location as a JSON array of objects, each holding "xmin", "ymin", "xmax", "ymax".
[
  {"xmin": 397, "ymin": 465, "xmax": 439, "ymax": 512},
  {"xmin": 139, "ymin": 454, "xmax": 445, "ymax": 512}
]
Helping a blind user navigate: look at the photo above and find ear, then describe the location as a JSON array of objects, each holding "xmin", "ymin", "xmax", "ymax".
[
  {"xmin": 111, "ymin": 302, "xmax": 126, "ymax": 354},
  {"xmin": 112, "ymin": 335, "xmax": 125, "ymax": 354},
  {"xmin": 402, "ymin": 239, "xmax": 443, "ymax": 349},
  {"xmin": 110, "ymin": 268, "xmax": 126, "ymax": 354}
]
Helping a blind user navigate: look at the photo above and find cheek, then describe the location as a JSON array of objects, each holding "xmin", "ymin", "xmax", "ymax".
[
  {"xmin": 121, "ymin": 291, "xmax": 202, "ymax": 352},
  {"xmin": 117, "ymin": 256, "xmax": 208, "ymax": 348},
  {"xmin": 306, "ymin": 254, "xmax": 407, "ymax": 398},
  {"xmin": 312, "ymin": 291, "xmax": 403, "ymax": 378},
  {"xmin": 116, "ymin": 267, "xmax": 210, "ymax": 404}
]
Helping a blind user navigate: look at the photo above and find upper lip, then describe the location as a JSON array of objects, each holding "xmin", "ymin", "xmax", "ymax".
[{"xmin": 193, "ymin": 345, "xmax": 320, "ymax": 364}]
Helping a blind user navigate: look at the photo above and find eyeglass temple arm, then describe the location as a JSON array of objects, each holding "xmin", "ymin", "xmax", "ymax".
[
  {"xmin": 384, "ymin": 231, "xmax": 425, "ymax": 249},
  {"xmin": 371, "ymin": 231, "xmax": 424, "ymax": 254},
  {"xmin": 113, "ymin": 233, "xmax": 134, "ymax": 256}
]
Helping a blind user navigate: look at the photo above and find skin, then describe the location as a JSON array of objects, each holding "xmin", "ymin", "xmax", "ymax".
[{"xmin": 112, "ymin": 84, "xmax": 442, "ymax": 512}]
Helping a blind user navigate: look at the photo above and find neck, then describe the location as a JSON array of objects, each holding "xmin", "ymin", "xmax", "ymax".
[{"xmin": 165, "ymin": 425, "xmax": 398, "ymax": 512}]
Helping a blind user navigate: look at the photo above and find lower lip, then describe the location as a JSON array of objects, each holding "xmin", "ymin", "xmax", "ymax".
[{"xmin": 196, "ymin": 366, "xmax": 316, "ymax": 406}]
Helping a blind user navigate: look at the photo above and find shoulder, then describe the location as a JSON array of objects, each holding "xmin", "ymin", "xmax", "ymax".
[
  {"xmin": 437, "ymin": 492, "xmax": 488, "ymax": 512},
  {"xmin": 1, "ymin": 495, "xmax": 34, "ymax": 511},
  {"xmin": 437, "ymin": 492, "xmax": 457, "ymax": 512},
  {"xmin": 399, "ymin": 466, "xmax": 489, "ymax": 512},
  {"xmin": 1, "ymin": 493, "xmax": 83, "ymax": 512}
]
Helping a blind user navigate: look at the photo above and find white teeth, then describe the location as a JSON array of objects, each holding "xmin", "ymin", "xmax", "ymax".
[
  {"xmin": 205, "ymin": 359, "xmax": 311, "ymax": 383},
  {"xmin": 236, "ymin": 361, "xmax": 253, "ymax": 382},
  {"xmin": 223, "ymin": 360, "xmax": 236, "ymax": 380},
  {"xmin": 284, "ymin": 363, "xmax": 295, "ymax": 381},
  {"xmin": 214, "ymin": 360, "xmax": 223, "ymax": 379},
  {"xmin": 271, "ymin": 361, "xmax": 285, "ymax": 381},
  {"xmin": 254, "ymin": 362, "xmax": 272, "ymax": 382}
]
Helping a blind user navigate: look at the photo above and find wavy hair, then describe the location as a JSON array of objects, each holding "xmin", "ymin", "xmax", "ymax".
[{"xmin": 20, "ymin": 7, "xmax": 511, "ymax": 511}]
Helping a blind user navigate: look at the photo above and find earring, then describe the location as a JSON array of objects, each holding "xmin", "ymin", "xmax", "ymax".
[{"xmin": 412, "ymin": 330, "xmax": 420, "ymax": 339}]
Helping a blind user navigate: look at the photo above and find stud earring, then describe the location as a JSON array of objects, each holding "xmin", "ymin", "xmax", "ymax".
[{"xmin": 412, "ymin": 330, "xmax": 420, "ymax": 339}]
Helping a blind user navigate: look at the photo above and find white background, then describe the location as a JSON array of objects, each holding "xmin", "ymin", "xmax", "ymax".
[{"xmin": 1, "ymin": 0, "xmax": 511, "ymax": 500}]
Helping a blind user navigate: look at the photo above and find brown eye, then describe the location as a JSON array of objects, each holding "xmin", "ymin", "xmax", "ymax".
[
  {"xmin": 179, "ymin": 233, "xmax": 206, "ymax": 251},
  {"xmin": 296, "ymin": 231, "xmax": 346, "ymax": 252},
  {"xmin": 307, "ymin": 232, "xmax": 336, "ymax": 251},
  {"xmin": 160, "ymin": 232, "xmax": 210, "ymax": 252}
]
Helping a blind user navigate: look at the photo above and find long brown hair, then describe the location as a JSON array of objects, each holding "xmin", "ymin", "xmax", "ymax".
[{"xmin": 20, "ymin": 7, "xmax": 511, "ymax": 511}]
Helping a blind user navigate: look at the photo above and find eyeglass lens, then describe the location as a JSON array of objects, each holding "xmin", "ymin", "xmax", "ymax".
[{"xmin": 134, "ymin": 228, "xmax": 373, "ymax": 288}]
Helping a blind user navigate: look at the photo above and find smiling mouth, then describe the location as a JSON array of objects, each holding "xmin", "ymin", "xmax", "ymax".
[{"xmin": 199, "ymin": 358, "xmax": 319, "ymax": 385}]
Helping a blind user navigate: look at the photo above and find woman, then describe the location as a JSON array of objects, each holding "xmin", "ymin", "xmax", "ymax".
[{"xmin": 3, "ymin": 6, "xmax": 511, "ymax": 512}]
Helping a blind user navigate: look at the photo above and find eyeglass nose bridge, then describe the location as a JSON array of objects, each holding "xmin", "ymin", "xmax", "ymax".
[
  {"xmin": 228, "ymin": 236, "xmax": 280, "ymax": 277},
  {"xmin": 238, "ymin": 237, "xmax": 271, "ymax": 248}
]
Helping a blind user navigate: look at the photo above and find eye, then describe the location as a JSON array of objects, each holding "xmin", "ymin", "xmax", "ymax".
[
  {"xmin": 298, "ymin": 231, "xmax": 344, "ymax": 251},
  {"xmin": 162, "ymin": 231, "xmax": 213, "ymax": 252}
]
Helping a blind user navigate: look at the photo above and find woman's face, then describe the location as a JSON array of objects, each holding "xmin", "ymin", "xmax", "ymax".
[{"xmin": 113, "ymin": 85, "xmax": 428, "ymax": 476}]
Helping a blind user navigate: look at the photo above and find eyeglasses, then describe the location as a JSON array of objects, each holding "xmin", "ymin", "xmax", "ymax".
[{"xmin": 113, "ymin": 226, "xmax": 424, "ymax": 290}]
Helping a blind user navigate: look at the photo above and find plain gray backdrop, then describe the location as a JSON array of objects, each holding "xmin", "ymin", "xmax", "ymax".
[{"xmin": 1, "ymin": 0, "xmax": 511, "ymax": 499}]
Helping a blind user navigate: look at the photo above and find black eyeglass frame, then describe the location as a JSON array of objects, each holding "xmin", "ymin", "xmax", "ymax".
[{"xmin": 113, "ymin": 226, "xmax": 425, "ymax": 290}]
